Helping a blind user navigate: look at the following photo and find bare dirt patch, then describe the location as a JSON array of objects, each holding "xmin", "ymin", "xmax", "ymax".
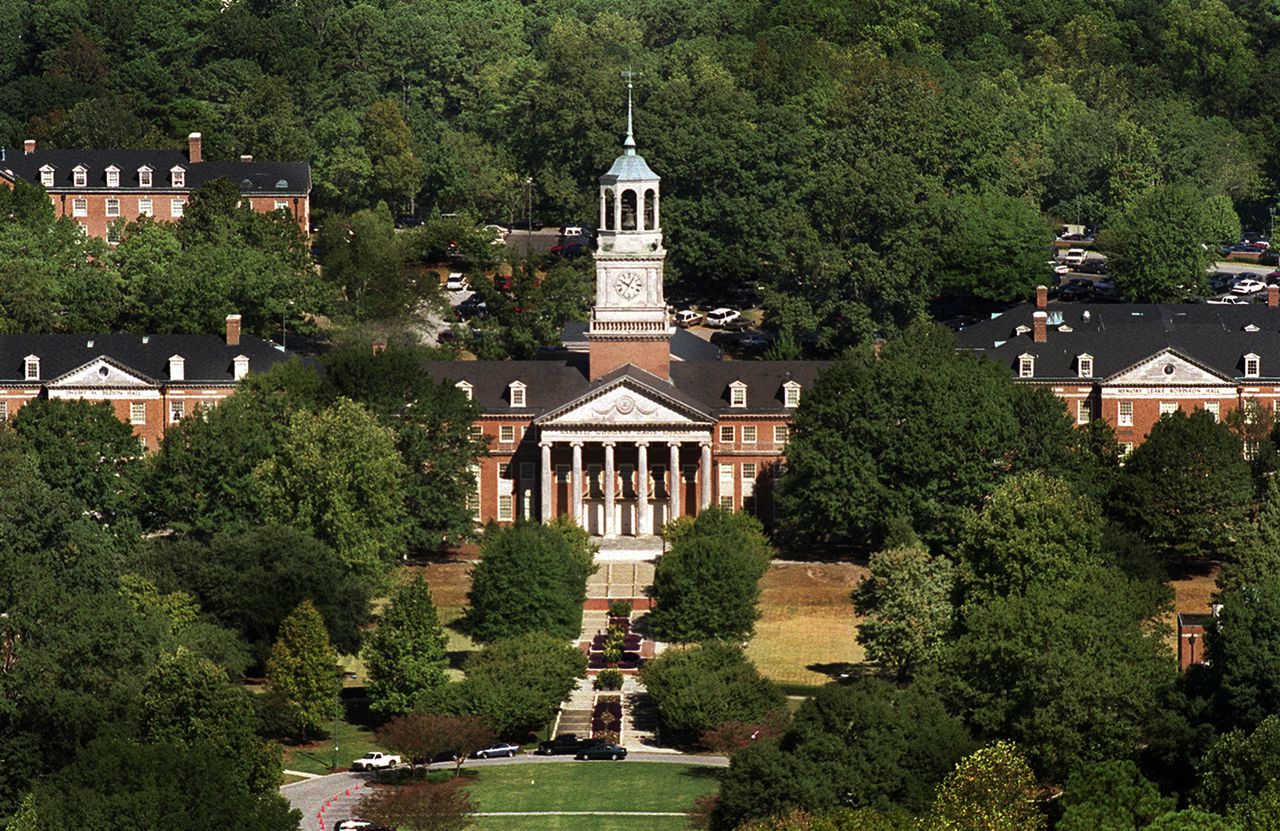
[{"xmin": 747, "ymin": 561, "xmax": 869, "ymax": 687}]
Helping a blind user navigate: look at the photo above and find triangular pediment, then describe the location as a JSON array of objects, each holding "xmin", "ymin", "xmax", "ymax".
[
  {"xmin": 535, "ymin": 372, "xmax": 713, "ymax": 427},
  {"xmin": 48, "ymin": 356, "xmax": 158, "ymax": 389},
  {"xmin": 1105, "ymin": 348, "xmax": 1231, "ymax": 385}
]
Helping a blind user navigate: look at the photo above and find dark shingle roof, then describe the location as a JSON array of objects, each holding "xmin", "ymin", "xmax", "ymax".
[
  {"xmin": 558, "ymin": 323, "xmax": 722, "ymax": 362},
  {"xmin": 1, "ymin": 149, "xmax": 310, "ymax": 195},
  {"xmin": 0, "ymin": 333, "xmax": 293, "ymax": 384},
  {"xmin": 422, "ymin": 357, "xmax": 831, "ymax": 416},
  {"xmin": 955, "ymin": 302, "xmax": 1280, "ymax": 381}
]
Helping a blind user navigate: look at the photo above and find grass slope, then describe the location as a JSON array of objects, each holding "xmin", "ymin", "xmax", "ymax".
[{"xmin": 747, "ymin": 562, "xmax": 868, "ymax": 686}]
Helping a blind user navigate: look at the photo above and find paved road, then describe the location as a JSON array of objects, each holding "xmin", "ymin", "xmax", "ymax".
[{"xmin": 283, "ymin": 752, "xmax": 730, "ymax": 831}]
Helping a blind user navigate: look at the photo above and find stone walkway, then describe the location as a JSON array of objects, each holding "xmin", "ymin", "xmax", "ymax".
[{"xmin": 587, "ymin": 561, "xmax": 655, "ymax": 599}]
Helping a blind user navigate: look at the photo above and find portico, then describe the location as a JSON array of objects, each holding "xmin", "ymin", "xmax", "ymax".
[{"xmin": 534, "ymin": 367, "xmax": 715, "ymax": 537}]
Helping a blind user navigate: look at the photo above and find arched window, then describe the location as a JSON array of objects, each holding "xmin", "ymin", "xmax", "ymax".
[
  {"xmin": 644, "ymin": 188, "xmax": 656, "ymax": 230},
  {"xmin": 603, "ymin": 189, "xmax": 616, "ymax": 230},
  {"xmin": 621, "ymin": 189, "xmax": 638, "ymax": 230}
]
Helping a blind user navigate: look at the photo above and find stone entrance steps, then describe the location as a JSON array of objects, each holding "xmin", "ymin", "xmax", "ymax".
[{"xmin": 553, "ymin": 678, "xmax": 597, "ymax": 739}]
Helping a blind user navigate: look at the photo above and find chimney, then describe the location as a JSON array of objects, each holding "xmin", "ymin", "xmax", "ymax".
[
  {"xmin": 1035, "ymin": 285, "xmax": 1048, "ymax": 309},
  {"xmin": 1033, "ymin": 311, "xmax": 1048, "ymax": 343},
  {"xmin": 239, "ymin": 154, "xmax": 254, "ymax": 163},
  {"xmin": 187, "ymin": 132, "xmax": 202, "ymax": 163},
  {"xmin": 23, "ymin": 139, "xmax": 34, "ymax": 155},
  {"xmin": 225, "ymin": 314, "xmax": 241, "ymax": 346},
  {"xmin": 372, "ymin": 338, "xmax": 388, "ymax": 356},
  {"xmin": 1269, "ymin": 285, "xmax": 1278, "ymax": 308}
]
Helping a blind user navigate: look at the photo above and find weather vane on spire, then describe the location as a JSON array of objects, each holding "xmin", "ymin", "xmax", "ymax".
[{"xmin": 621, "ymin": 68, "xmax": 642, "ymax": 154}]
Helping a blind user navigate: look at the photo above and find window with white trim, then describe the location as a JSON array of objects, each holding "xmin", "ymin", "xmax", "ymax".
[
  {"xmin": 1077, "ymin": 354, "xmax": 1093, "ymax": 378},
  {"xmin": 742, "ymin": 425, "xmax": 757, "ymax": 444},
  {"xmin": 1118, "ymin": 401, "xmax": 1133, "ymax": 427},
  {"xmin": 1245, "ymin": 399, "xmax": 1261, "ymax": 424},
  {"xmin": 1018, "ymin": 354, "xmax": 1034, "ymax": 378},
  {"xmin": 72, "ymin": 198, "xmax": 87, "ymax": 217},
  {"xmin": 105, "ymin": 198, "xmax": 119, "ymax": 217},
  {"xmin": 170, "ymin": 167, "xmax": 185, "ymax": 188},
  {"xmin": 498, "ymin": 494, "xmax": 514, "ymax": 522},
  {"xmin": 72, "ymin": 166, "xmax": 87, "ymax": 187},
  {"xmin": 138, "ymin": 198, "xmax": 153, "ymax": 217},
  {"xmin": 499, "ymin": 462, "xmax": 511, "ymax": 479},
  {"xmin": 77, "ymin": 223, "xmax": 88, "ymax": 237},
  {"xmin": 718, "ymin": 463, "xmax": 735, "ymax": 510},
  {"xmin": 169, "ymin": 401, "xmax": 185, "ymax": 423},
  {"xmin": 138, "ymin": 167, "xmax": 152, "ymax": 188},
  {"xmin": 0, "ymin": 400, "xmax": 7, "ymax": 420},
  {"xmin": 1245, "ymin": 353, "xmax": 1261, "ymax": 378},
  {"xmin": 171, "ymin": 199, "xmax": 185, "ymax": 218},
  {"xmin": 499, "ymin": 425, "xmax": 515, "ymax": 444},
  {"xmin": 39, "ymin": 166, "xmax": 54, "ymax": 188},
  {"xmin": 106, "ymin": 222, "xmax": 121, "ymax": 244},
  {"xmin": 470, "ymin": 425, "xmax": 483, "ymax": 441},
  {"xmin": 783, "ymin": 381, "xmax": 801, "ymax": 408},
  {"xmin": 729, "ymin": 382, "xmax": 747, "ymax": 408},
  {"xmin": 24, "ymin": 357, "xmax": 38, "ymax": 380},
  {"xmin": 456, "ymin": 380, "xmax": 473, "ymax": 400},
  {"xmin": 774, "ymin": 424, "xmax": 790, "ymax": 445},
  {"xmin": 105, "ymin": 167, "xmax": 119, "ymax": 188},
  {"xmin": 1077, "ymin": 399, "xmax": 1092, "ymax": 424},
  {"xmin": 130, "ymin": 402, "xmax": 146, "ymax": 425},
  {"xmin": 1203, "ymin": 401, "xmax": 1220, "ymax": 422},
  {"xmin": 719, "ymin": 425, "xmax": 734, "ymax": 443},
  {"xmin": 467, "ymin": 465, "xmax": 481, "ymax": 520},
  {"xmin": 274, "ymin": 200, "xmax": 289, "ymax": 211},
  {"xmin": 1159, "ymin": 402, "xmax": 1178, "ymax": 417},
  {"xmin": 509, "ymin": 381, "xmax": 526, "ymax": 408}
]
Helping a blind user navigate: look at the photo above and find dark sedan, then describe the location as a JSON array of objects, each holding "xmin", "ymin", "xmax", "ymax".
[{"xmin": 575, "ymin": 743, "xmax": 628, "ymax": 761}]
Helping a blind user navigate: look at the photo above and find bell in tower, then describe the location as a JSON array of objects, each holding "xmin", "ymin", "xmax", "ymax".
[{"xmin": 588, "ymin": 72, "xmax": 673, "ymax": 381}]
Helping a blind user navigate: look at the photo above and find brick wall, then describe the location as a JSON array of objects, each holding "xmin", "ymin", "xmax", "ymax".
[{"xmin": 46, "ymin": 190, "xmax": 309, "ymax": 240}]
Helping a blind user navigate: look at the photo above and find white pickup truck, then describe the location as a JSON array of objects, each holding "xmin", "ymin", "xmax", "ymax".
[{"xmin": 351, "ymin": 751, "xmax": 401, "ymax": 771}]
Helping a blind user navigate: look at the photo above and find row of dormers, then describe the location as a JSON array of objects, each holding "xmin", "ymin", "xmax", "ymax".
[
  {"xmin": 453, "ymin": 378, "xmax": 803, "ymax": 409},
  {"xmin": 18, "ymin": 353, "xmax": 250, "ymax": 383},
  {"xmin": 1017, "ymin": 352, "xmax": 1264, "ymax": 380},
  {"xmin": 38, "ymin": 164, "xmax": 184, "ymax": 190}
]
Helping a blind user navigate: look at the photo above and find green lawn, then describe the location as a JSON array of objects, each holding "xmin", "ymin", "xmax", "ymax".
[
  {"xmin": 472, "ymin": 817, "xmax": 696, "ymax": 831},
  {"xmin": 462, "ymin": 762, "xmax": 717, "ymax": 820},
  {"xmin": 281, "ymin": 718, "xmax": 379, "ymax": 775}
]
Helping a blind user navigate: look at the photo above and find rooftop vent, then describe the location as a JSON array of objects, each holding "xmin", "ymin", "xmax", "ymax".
[
  {"xmin": 1057, "ymin": 325, "xmax": 1073, "ymax": 333},
  {"xmin": 1014, "ymin": 325, "xmax": 1031, "ymax": 336},
  {"xmin": 86, "ymin": 339, "xmax": 94, "ymax": 348},
  {"xmin": 141, "ymin": 336, "xmax": 150, "ymax": 344},
  {"xmin": 274, "ymin": 179, "xmax": 288, "ymax": 189},
  {"xmin": 1047, "ymin": 311, "xmax": 1065, "ymax": 326},
  {"xmin": 1244, "ymin": 323, "xmax": 1261, "ymax": 332},
  {"xmin": 240, "ymin": 178, "xmax": 253, "ymax": 188}
]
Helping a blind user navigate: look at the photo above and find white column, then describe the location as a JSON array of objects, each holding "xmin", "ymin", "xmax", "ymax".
[
  {"xmin": 603, "ymin": 442, "xmax": 617, "ymax": 537},
  {"xmin": 599, "ymin": 189, "xmax": 607, "ymax": 231},
  {"xmin": 540, "ymin": 441, "xmax": 553, "ymax": 523},
  {"xmin": 571, "ymin": 441, "xmax": 584, "ymax": 527},
  {"xmin": 614, "ymin": 190, "xmax": 623, "ymax": 233},
  {"xmin": 668, "ymin": 441, "xmax": 681, "ymax": 520},
  {"xmin": 653, "ymin": 191, "xmax": 660, "ymax": 230},
  {"xmin": 700, "ymin": 441, "xmax": 712, "ymax": 510},
  {"xmin": 637, "ymin": 442, "xmax": 650, "ymax": 535}
]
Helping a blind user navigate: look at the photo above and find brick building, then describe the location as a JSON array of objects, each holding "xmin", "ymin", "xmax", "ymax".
[
  {"xmin": 423, "ymin": 91, "xmax": 827, "ymax": 536},
  {"xmin": 0, "ymin": 133, "xmax": 310, "ymax": 240},
  {"xmin": 0, "ymin": 315, "xmax": 292, "ymax": 450},
  {"xmin": 955, "ymin": 286, "xmax": 1280, "ymax": 452}
]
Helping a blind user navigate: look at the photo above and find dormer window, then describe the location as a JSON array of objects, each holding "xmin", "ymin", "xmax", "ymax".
[
  {"xmin": 105, "ymin": 166, "xmax": 120, "ymax": 188},
  {"xmin": 24, "ymin": 355, "xmax": 39, "ymax": 380},
  {"xmin": 138, "ymin": 166, "xmax": 153, "ymax": 188},
  {"xmin": 38, "ymin": 165, "xmax": 54, "ymax": 188},
  {"xmin": 72, "ymin": 165, "xmax": 87, "ymax": 187},
  {"xmin": 729, "ymin": 381, "xmax": 747, "ymax": 408},
  {"xmin": 509, "ymin": 381, "xmax": 526, "ymax": 408},
  {"xmin": 783, "ymin": 381, "xmax": 801, "ymax": 408},
  {"xmin": 233, "ymin": 355, "xmax": 249, "ymax": 380},
  {"xmin": 1077, "ymin": 353, "xmax": 1093, "ymax": 378},
  {"xmin": 170, "ymin": 166, "xmax": 186, "ymax": 188},
  {"xmin": 168, "ymin": 355, "xmax": 185, "ymax": 381},
  {"xmin": 1245, "ymin": 353, "xmax": 1261, "ymax": 378},
  {"xmin": 1018, "ymin": 353, "xmax": 1035, "ymax": 378},
  {"xmin": 456, "ymin": 380, "xmax": 473, "ymax": 401}
]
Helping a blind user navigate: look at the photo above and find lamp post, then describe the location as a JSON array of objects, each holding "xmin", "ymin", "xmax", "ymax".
[
  {"xmin": 1269, "ymin": 205, "xmax": 1275, "ymax": 241},
  {"xmin": 1187, "ymin": 632, "xmax": 1197, "ymax": 667}
]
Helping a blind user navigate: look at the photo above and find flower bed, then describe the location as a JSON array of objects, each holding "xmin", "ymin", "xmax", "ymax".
[{"xmin": 592, "ymin": 694, "xmax": 623, "ymax": 740}]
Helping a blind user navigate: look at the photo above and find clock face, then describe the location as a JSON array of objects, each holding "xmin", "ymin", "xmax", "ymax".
[{"xmin": 614, "ymin": 270, "xmax": 643, "ymax": 300}]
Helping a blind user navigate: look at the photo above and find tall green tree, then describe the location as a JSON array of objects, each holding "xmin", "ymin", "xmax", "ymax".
[
  {"xmin": 1106, "ymin": 184, "xmax": 1215, "ymax": 301},
  {"xmin": 922, "ymin": 742, "xmax": 1046, "ymax": 831},
  {"xmin": 363, "ymin": 575, "xmax": 449, "ymax": 716},
  {"xmin": 852, "ymin": 545, "xmax": 954, "ymax": 680},
  {"xmin": 453, "ymin": 633, "xmax": 587, "ymax": 738},
  {"xmin": 1057, "ymin": 760, "xmax": 1174, "ymax": 831},
  {"xmin": 264, "ymin": 599, "xmax": 341, "ymax": 740},
  {"xmin": 648, "ymin": 509, "xmax": 772, "ymax": 643},
  {"xmin": 934, "ymin": 190, "xmax": 1053, "ymax": 301}
]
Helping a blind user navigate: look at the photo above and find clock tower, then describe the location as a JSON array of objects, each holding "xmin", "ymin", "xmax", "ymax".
[{"xmin": 588, "ymin": 77, "xmax": 673, "ymax": 381}]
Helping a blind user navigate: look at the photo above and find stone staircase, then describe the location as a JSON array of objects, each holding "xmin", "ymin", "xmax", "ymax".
[{"xmin": 553, "ymin": 678, "xmax": 597, "ymax": 739}]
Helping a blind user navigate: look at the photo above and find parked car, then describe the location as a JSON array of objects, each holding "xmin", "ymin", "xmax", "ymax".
[
  {"xmin": 1210, "ymin": 273, "xmax": 1239, "ymax": 293},
  {"xmin": 510, "ymin": 218, "xmax": 545, "ymax": 231},
  {"xmin": 1266, "ymin": 270, "xmax": 1280, "ymax": 285},
  {"xmin": 1047, "ymin": 260, "xmax": 1070, "ymax": 275},
  {"xmin": 446, "ymin": 273, "xmax": 468, "ymax": 291},
  {"xmin": 549, "ymin": 240, "xmax": 589, "ymax": 260},
  {"xmin": 1208, "ymin": 295, "xmax": 1251, "ymax": 305},
  {"xmin": 560, "ymin": 225, "xmax": 585, "ymax": 238},
  {"xmin": 575, "ymin": 743, "xmax": 628, "ymax": 761},
  {"xmin": 1058, "ymin": 279, "xmax": 1092, "ymax": 301},
  {"xmin": 394, "ymin": 214, "xmax": 423, "ymax": 229},
  {"xmin": 1062, "ymin": 248, "xmax": 1088, "ymax": 266},
  {"xmin": 675, "ymin": 309, "xmax": 703, "ymax": 327},
  {"xmin": 483, "ymin": 224, "xmax": 509, "ymax": 244},
  {"xmin": 704, "ymin": 308, "xmax": 742, "ymax": 328},
  {"xmin": 337, "ymin": 820, "xmax": 392, "ymax": 831},
  {"xmin": 1093, "ymin": 278, "xmax": 1117, "ymax": 297},
  {"xmin": 474, "ymin": 742, "xmax": 521, "ymax": 759},
  {"xmin": 1233, "ymin": 278, "xmax": 1266, "ymax": 294},
  {"xmin": 1075, "ymin": 258, "xmax": 1109, "ymax": 275},
  {"xmin": 351, "ymin": 752, "xmax": 401, "ymax": 771},
  {"xmin": 536, "ymin": 734, "xmax": 602, "ymax": 756}
]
